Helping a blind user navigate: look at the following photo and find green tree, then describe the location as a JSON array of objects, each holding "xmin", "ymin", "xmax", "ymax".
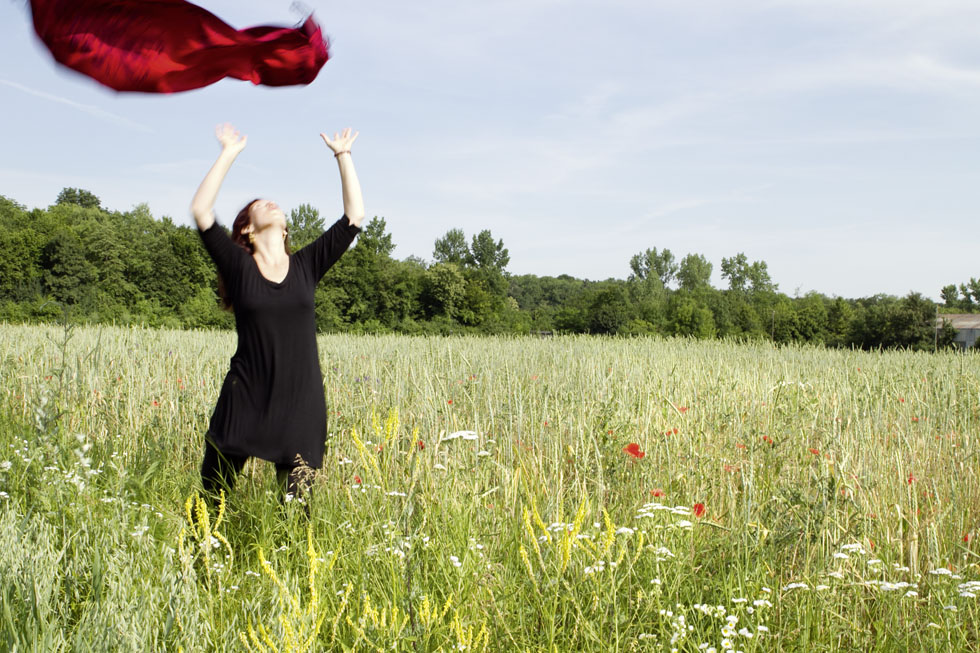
[
  {"xmin": 433, "ymin": 229, "xmax": 470, "ymax": 266},
  {"xmin": 677, "ymin": 253, "xmax": 713, "ymax": 291},
  {"xmin": 960, "ymin": 278, "xmax": 980, "ymax": 308},
  {"xmin": 940, "ymin": 284, "xmax": 961, "ymax": 309},
  {"xmin": 422, "ymin": 263, "xmax": 465, "ymax": 318},
  {"xmin": 469, "ymin": 230, "xmax": 509, "ymax": 272},
  {"xmin": 668, "ymin": 294, "xmax": 716, "ymax": 339},
  {"xmin": 288, "ymin": 203, "xmax": 325, "ymax": 250},
  {"xmin": 41, "ymin": 231, "xmax": 98, "ymax": 307},
  {"xmin": 55, "ymin": 187, "xmax": 101, "ymax": 209},
  {"xmin": 629, "ymin": 248, "xmax": 677, "ymax": 288},
  {"xmin": 358, "ymin": 217, "xmax": 395, "ymax": 257},
  {"xmin": 588, "ymin": 285, "xmax": 629, "ymax": 334},
  {"xmin": 720, "ymin": 253, "xmax": 749, "ymax": 292}
]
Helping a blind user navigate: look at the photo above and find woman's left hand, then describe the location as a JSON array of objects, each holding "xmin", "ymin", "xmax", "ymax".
[{"xmin": 320, "ymin": 127, "xmax": 359, "ymax": 156}]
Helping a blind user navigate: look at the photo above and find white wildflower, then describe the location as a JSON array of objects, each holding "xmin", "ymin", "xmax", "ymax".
[{"xmin": 441, "ymin": 430, "xmax": 478, "ymax": 442}]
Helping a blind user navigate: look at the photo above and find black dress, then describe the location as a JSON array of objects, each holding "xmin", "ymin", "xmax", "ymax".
[{"xmin": 197, "ymin": 216, "xmax": 360, "ymax": 469}]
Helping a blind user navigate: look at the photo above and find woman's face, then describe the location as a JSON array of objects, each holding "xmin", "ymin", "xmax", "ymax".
[{"xmin": 248, "ymin": 199, "xmax": 286, "ymax": 232}]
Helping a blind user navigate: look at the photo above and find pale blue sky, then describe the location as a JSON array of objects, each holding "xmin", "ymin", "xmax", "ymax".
[{"xmin": 2, "ymin": 0, "xmax": 979, "ymax": 299}]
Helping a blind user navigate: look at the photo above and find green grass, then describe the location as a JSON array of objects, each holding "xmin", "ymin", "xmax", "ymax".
[{"xmin": 0, "ymin": 323, "xmax": 978, "ymax": 651}]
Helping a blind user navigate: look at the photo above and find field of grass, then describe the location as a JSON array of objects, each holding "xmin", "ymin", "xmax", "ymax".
[{"xmin": 1, "ymin": 322, "xmax": 978, "ymax": 651}]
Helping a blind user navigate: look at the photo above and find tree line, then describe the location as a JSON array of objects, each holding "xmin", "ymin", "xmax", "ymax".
[{"xmin": 0, "ymin": 189, "xmax": 973, "ymax": 351}]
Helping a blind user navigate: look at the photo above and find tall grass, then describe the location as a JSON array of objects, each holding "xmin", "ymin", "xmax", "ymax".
[{"xmin": 0, "ymin": 323, "xmax": 978, "ymax": 651}]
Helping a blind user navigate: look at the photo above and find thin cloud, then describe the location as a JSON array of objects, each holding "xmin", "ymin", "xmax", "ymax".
[{"xmin": 0, "ymin": 79, "xmax": 154, "ymax": 133}]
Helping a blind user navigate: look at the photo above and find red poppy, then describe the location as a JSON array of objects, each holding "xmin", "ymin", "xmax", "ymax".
[
  {"xmin": 679, "ymin": 406, "xmax": 689, "ymax": 414},
  {"xmin": 899, "ymin": 398, "xmax": 905, "ymax": 403},
  {"xmin": 607, "ymin": 430, "xmax": 614, "ymax": 435},
  {"xmin": 762, "ymin": 435, "xmax": 774, "ymax": 445},
  {"xmin": 808, "ymin": 448, "xmax": 820, "ymax": 455},
  {"xmin": 152, "ymin": 400, "xmax": 159, "ymax": 407},
  {"xmin": 544, "ymin": 421, "xmax": 549, "ymax": 426},
  {"xmin": 354, "ymin": 475, "xmax": 362, "ymax": 485},
  {"xmin": 376, "ymin": 443, "xmax": 383, "ymax": 453},
  {"xmin": 911, "ymin": 417, "xmax": 919, "ymax": 423},
  {"xmin": 623, "ymin": 443, "xmax": 645, "ymax": 459},
  {"xmin": 44, "ymin": 375, "xmax": 52, "ymax": 381},
  {"xmin": 417, "ymin": 440, "xmax": 425, "ymax": 450},
  {"xmin": 650, "ymin": 488, "xmax": 664, "ymax": 497},
  {"xmin": 965, "ymin": 533, "xmax": 971, "ymax": 543},
  {"xmin": 447, "ymin": 399, "xmax": 453, "ymax": 405},
  {"xmin": 692, "ymin": 503, "xmax": 706, "ymax": 518},
  {"xmin": 907, "ymin": 473, "xmax": 916, "ymax": 484},
  {"xmin": 736, "ymin": 442, "xmax": 746, "ymax": 450}
]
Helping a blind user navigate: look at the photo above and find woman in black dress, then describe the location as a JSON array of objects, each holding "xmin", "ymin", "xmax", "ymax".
[{"xmin": 190, "ymin": 123, "xmax": 363, "ymax": 502}]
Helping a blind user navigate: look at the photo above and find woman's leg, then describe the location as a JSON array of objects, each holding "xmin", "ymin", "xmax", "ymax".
[
  {"xmin": 275, "ymin": 461, "xmax": 316, "ymax": 507},
  {"xmin": 200, "ymin": 438, "xmax": 247, "ymax": 500}
]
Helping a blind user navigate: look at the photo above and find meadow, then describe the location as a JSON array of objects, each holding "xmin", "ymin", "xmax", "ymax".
[{"xmin": 0, "ymin": 322, "xmax": 978, "ymax": 651}]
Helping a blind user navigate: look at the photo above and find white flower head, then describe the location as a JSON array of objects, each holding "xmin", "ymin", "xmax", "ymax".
[{"xmin": 441, "ymin": 430, "xmax": 478, "ymax": 442}]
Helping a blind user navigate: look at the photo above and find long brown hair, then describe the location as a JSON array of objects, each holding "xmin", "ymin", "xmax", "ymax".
[{"xmin": 217, "ymin": 199, "xmax": 292, "ymax": 311}]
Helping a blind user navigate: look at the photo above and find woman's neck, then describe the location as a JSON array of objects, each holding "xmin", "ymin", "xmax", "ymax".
[{"xmin": 251, "ymin": 229, "xmax": 288, "ymax": 264}]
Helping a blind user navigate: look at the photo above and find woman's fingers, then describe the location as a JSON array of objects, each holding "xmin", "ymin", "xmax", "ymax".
[{"xmin": 320, "ymin": 127, "xmax": 358, "ymax": 152}]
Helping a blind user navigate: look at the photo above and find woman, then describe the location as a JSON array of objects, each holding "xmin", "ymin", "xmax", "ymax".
[{"xmin": 190, "ymin": 123, "xmax": 364, "ymax": 502}]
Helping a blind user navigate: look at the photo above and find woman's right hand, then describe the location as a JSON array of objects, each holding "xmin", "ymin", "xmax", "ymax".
[{"xmin": 216, "ymin": 123, "xmax": 247, "ymax": 155}]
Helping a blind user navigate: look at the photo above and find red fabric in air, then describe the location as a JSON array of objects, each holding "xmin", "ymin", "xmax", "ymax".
[{"xmin": 29, "ymin": 0, "xmax": 329, "ymax": 93}]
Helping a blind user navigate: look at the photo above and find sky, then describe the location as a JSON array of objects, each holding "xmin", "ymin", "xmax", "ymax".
[{"xmin": 2, "ymin": 0, "xmax": 980, "ymax": 300}]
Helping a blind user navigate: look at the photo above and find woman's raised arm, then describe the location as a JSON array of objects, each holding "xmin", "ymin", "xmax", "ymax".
[
  {"xmin": 190, "ymin": 124, "xmax": 247, "ymax": 231},
  {"xmin": 320, "ymin": 127, "xmax": 364, "ymax": 227}
]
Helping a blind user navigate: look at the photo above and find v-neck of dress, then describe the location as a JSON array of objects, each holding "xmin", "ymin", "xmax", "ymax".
[{"xmin": 252, "ymin": 254, "xmax": 291, "ymax": 287}]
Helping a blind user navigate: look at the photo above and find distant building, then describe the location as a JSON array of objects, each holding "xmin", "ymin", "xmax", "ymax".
[{"xmin": 938, "ymin": 314, "xmax": 980, "ymax": 350}]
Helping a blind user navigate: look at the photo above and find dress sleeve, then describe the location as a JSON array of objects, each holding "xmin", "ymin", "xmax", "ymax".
[
  {"xmin": 198, "ymin": 221, "xmax": 247, "ymax": 284},
  {"xmin": 296, "ymin": 215, "xmax": 361, "ymax": 282}
]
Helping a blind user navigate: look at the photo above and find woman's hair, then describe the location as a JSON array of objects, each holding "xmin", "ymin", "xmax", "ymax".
[{"xmin": 217, "ymin": 199, "xmax": 292, "ymax": 311}]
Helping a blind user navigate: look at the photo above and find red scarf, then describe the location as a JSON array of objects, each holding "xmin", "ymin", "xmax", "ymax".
[{"xmin": 29, "ymin": 0, "xmax": 330, "ymax": 93}]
